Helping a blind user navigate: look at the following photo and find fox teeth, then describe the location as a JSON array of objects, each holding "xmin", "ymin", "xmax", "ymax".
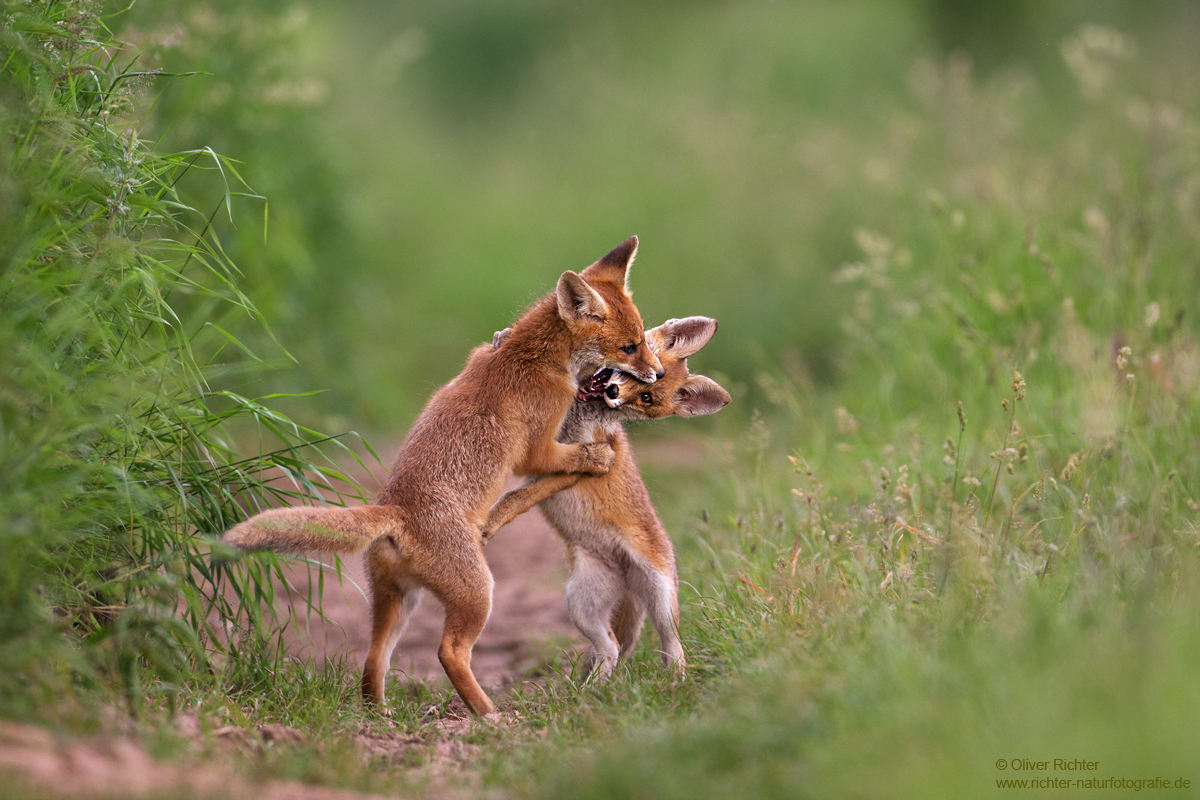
[{"xmin": 577, "ymin": 368, "xmax": 614, "ymax": 401}]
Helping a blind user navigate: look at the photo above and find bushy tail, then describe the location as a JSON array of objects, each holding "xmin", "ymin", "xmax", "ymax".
[{"xmin": 223, "ymin": 505, "xmax": 401, "ymax": 556}]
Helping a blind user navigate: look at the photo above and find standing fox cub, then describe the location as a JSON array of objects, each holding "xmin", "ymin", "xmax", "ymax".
[
  {"xmin": 224, "ymin": 237, "xmax": 661, "ymax": 717},
  {"xmin": 481, "ymin": 317, "xmax": 729, "ymax": 679}
]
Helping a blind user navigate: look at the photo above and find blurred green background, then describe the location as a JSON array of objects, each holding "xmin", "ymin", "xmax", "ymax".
[{"xmin": 122, "ymin": 0, "xmax": 1199, "ymax": 434}]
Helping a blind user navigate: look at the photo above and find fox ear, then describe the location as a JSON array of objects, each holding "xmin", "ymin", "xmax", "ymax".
[
  {"xmin": 649, "ymin": 317, "xmax": 718, "ymax": 358},
  {"xmin": 581, "ymin": 235, "xmax": 638, "ymax": 290},
  {"xmin": 674, "ymin": 375, "xmax": 730, "ymax": 418},
  {"xmin": 557, "ymin": 270, "xmax": 608, "ymax": 323}
]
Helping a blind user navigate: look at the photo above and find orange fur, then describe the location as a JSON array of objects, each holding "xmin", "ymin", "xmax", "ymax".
[
  {"xmin": 223, "ymin": 237, "xmax": 661, "ymax": 716},
  {"xmin": 481, "ymin": 317, "xmax": 730, "ymax": 677}
]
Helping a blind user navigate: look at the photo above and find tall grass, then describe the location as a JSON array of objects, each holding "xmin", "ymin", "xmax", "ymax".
[
  {"xmin": 516, "ymin": 23, "xmax": 1200, "ymax": 798},
  {"xmin": 0, "ymin": 1, "xmax": 366, "ymax": 719}
]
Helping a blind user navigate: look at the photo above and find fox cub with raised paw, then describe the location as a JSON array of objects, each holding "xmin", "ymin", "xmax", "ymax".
[
  {"xmin": 482, "ymin": 316, "xmax": 729, "ymax": 679},
  {"xmin": 224, "ymin": 237, "xmax": 661, "ymax": 717}
]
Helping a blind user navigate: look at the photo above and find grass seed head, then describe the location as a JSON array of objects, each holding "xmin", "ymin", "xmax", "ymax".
[
  {"xmin": 1145, "ymin": 302, "xmax": 1161, "ymax": 328},
  {"xmin": 895, "ymin": 465, "xmax": 913, "ymax": 503},
  {"xmin": 1061, "ymin": 451, "xmax": 1086, "ymax": 481}
]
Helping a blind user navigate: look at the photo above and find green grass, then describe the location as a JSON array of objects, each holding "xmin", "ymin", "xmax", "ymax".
[
  {"xmin": 0, "ymin": 0, "xmax": 371, "ymax": 723},
  {"xmin": 502, "ymin": 18, "xmax": 1200, "ymax": 793}
]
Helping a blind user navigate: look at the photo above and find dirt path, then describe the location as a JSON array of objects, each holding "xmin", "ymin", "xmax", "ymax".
[{"xmin": 0, "ymin": 720, "xmax": 392, "ymax": 800}]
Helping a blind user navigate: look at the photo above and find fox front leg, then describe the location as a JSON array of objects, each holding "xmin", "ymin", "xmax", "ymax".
[
  {"xmin": 481, "ymin": 473, "xmax": 582, "ymax": 543},
  {"xmin": 522, "ymin": 437, "xmax": 615, "ymax": 478}
]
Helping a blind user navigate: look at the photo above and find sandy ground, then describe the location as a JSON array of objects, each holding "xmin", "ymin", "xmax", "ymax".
[{"xmin": 0, "ymin": 719, "xmax": 396, "ymax": 800}]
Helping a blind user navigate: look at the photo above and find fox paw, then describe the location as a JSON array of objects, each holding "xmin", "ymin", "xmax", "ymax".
[
  {"xmin": 364, "ymin": 702, "xmax": 394, "ymax": 719},
  {"xmin": 580, "ymin": 441, "xmax": 615, "ymax": 474},
  {"xmin": 479, "ymin": 710, "xmax": 507, "ymax": 728}
]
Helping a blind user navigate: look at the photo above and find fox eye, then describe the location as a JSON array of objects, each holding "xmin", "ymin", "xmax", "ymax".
[
  {"xmin": 640, "ymin": 393, "xmax": 653, "ymax": 404},
  {"xmin": 621, "ymin": 344, "xmax": 638, "ymax": 355}
]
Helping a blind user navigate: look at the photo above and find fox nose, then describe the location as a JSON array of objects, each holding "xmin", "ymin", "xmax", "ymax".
[
  {"xmin": 606, "ymin": 384, "xmax": 619, "ymax": 399},
  {"xmin": 655, "ymin": 369, "xmax": 665, "ymax": 381}
]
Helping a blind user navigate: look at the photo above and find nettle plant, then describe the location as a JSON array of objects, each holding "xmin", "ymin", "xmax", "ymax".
[{"xmin": 0, "ymin": 1, "xmax": 367, "ymax": 713}]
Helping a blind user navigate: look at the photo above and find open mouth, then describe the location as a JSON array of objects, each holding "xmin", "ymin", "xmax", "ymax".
[
  {"xmin": 576, "ymin": 368, "xmax": 614, "ymax": 402},
  {"xmin": 601, "ymin": 370, "xmax": 632, "ymax": 407}
]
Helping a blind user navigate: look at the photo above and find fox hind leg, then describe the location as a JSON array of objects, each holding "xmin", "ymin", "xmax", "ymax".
[
  {"xmin": 611, "ymin": 594, "xmax": 646, "ymax": 661},
  {"xmin": 644, "ymin": 569, "xmax": 685, "ymax": 674},
  {"xmin": 433, "ymin": 545, "xmax": 497, "ymax": 716},
  {"xmin": 365, "ymin": 528, "xmax": 498, "ymax": 717},
  {"xmin": 565, "ymin": 552, "xmax": 624, "ymax": 681},
  {"xmin": 361, "ymin": 535, "xmax": 423, "ymax": 707}
]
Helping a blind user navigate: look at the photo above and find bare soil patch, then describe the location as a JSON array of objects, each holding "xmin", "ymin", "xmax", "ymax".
[{"xmin": 0, "ymin": 720, "xmax": 390, "ymax": 800}]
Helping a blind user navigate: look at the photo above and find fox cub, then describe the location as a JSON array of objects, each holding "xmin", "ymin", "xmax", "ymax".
[
  {"xmin": 481, "ymin": 317, "xmax": 729, "ymax": 678},
  {"xmin": 224, "ymin": 237, "xmax": 661, "ymax": 716}
]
